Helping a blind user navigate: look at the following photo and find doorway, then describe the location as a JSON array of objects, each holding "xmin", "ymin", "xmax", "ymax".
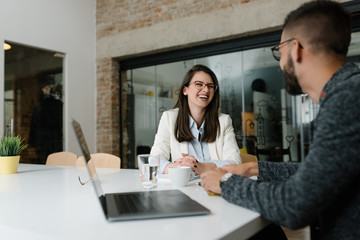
[{"xmin": 4, "ymin": 41, "xmax": 64, "ymax": 164}]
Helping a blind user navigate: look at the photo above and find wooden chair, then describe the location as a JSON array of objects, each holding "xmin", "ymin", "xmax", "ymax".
[
  {"xmin": 76, "ymin": 153, "xmax": 121, "ymax": 168},
  {"xmin": 256, "ymin": 147, "xmax": 292, "ymax": 162},
  {"xmin": 46, "ymin": 152, "xmax": 78, "ymax": 166},
  {"xmin": 240, "ymin": 153, "xmax": 258, "ymax": 163}
]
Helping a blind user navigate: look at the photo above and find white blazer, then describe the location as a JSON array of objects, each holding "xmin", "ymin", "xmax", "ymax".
[{"xmin": 150, "ymin": 108, "xmax": 242, "ymax": 164}]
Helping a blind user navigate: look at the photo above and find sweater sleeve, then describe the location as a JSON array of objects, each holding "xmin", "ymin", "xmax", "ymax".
[{"xmin": 258, "ymin": 161, "xmax": 299, "ymax": 182}]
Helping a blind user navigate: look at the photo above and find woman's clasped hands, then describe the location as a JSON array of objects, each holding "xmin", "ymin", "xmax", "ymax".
[
  {"xmin": 174, "ymin": 153, "xmax": 217, "ymax": 175},
  {"xmin": 174, "ymin": 153, "xmax": 197, "ymax": 171}
]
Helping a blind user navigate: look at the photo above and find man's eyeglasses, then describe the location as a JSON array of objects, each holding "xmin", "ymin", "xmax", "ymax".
[
  {"xmin": 271, "ymin": 38, "xmax": 296, "ymax": 61},
  {"xmin": 190, "ymin": 81, "xmax": 218, "ymax": 92}
]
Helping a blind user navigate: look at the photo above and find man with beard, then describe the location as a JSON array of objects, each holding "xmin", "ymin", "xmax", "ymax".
[{"xmin": 200, "ymin": 1, "xmax": 360, "ymax": 239}]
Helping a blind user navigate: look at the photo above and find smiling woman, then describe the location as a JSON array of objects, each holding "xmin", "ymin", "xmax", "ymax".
[
  {"xmin": 150, "ymin": 64, "xmax": 241, "ymax": 175},
  {"xmin": 184, "ymin": 76, "xmax": 217, "ymax": 110},
  {"xmin": 174, "ymin": 65, "xmax": 220, "ymax": 143}
]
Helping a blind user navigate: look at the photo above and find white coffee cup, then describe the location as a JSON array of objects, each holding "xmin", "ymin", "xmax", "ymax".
[{"xmin": 168, "ymin": 166, "xmax": 191, "ymax": 187}]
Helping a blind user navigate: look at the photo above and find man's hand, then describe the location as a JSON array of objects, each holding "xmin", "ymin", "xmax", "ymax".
[
  {"xmin": 200, "ymin": 168, "xmax": 227, "ymax": 195},
  {"xmin": 222, "ymin": 162, "xmax": 259, "ymax": 178}
]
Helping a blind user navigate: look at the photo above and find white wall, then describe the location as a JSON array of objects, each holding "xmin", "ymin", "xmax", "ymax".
[{"xmin": 0, "ymin": 0, "xmax": 96, "ymax": 155}]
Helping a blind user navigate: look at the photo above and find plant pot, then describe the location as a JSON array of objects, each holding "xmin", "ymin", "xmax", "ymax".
[{"xmin": 0, "ymin": 156, "xmax": 20, "ymax": 174}]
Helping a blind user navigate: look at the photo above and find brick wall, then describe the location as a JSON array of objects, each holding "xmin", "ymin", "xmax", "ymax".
[{"xmin": 96, "ymin": 0, "xmax": 250, "ymax": 39}]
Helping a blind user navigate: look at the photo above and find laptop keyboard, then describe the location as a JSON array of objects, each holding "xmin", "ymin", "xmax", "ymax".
[{"xmin": 114, "ymin": 193, "xmax": 148, "ymax": 213}]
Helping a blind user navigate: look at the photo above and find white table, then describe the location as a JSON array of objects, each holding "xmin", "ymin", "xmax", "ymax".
[{"xmin": 0, "ymin": 164, "xmax": 268, "ymax": 240}]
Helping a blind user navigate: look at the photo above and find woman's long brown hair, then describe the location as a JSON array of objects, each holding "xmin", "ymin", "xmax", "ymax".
[{"xmin": 174, "ymin": 64, "xmax": 220, "ymax": 143}]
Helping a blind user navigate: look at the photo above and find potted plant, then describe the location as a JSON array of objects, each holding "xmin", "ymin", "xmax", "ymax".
[{"xmin": 0, "ymin": 134, "xmax": 27, "ymax": 174}]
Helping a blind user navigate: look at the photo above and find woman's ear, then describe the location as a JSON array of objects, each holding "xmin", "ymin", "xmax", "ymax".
[{"xmin": 183, "ymin": 86, "xmax": 188, "ymax": 96}]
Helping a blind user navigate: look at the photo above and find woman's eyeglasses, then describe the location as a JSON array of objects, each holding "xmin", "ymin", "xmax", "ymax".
[{"xmin": 190, "ymin": 81, "xmax": 218, "ymax": 92}]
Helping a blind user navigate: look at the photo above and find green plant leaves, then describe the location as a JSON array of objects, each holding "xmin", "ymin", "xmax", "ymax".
[{"xmin": 0, "ymin": 134, "xmax": 28, "ymax": 156}]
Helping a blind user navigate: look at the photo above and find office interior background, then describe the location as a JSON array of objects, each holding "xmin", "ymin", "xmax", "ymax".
[{"xmin": 1, "ymin": 0, "xmax": 358, "ymax": 167}]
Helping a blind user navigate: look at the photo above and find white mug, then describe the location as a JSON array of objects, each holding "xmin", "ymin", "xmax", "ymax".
[{"xmin": 168, "ymin": 166, "xmax": 191, "ymax": 187}]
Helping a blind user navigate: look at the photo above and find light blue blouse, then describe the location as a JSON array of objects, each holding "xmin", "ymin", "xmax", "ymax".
[{"xmin": 159, "ymin": 115, "xmax": 230, "ymax": 173}]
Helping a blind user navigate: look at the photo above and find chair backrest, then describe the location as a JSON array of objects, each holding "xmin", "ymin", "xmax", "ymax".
[
  {"xmin": 240, "ymin": 153, "xmax": 258, "ymax": 163},
  {"xmin": 256, "ymin": 147, "xmax": 292, "ymax": 162},
  {"xmin": 46, "ymin": 152, "xmax": 78, "ymax": 166},
  {"xmin": 77, "ymin": 153, "xmax": 121, "ymax": 168}
]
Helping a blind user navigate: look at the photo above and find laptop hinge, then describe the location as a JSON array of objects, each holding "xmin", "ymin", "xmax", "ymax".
[{"xmin": 99, "ymin": 195, "xmax": 108, "ymax": 216}]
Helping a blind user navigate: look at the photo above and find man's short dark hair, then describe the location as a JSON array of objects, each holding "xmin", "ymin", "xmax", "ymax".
[{"xmin": 283, "ymin": 1, "xmax": 351, "ymax": 56}]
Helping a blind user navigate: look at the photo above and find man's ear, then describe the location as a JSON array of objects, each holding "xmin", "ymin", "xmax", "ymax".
[{"xmin": 293, "ymin": 39, "xmax": 303, "ymax": 63}]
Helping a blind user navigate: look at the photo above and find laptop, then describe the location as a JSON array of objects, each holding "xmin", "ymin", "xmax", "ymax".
[{"xmin": 72, "ymin": 119, "xmax": 210, "ymax": 222}]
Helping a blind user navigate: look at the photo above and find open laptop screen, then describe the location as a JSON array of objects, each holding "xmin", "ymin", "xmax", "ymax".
[{"xmin": 72, "ymin": 119, "xmax": 104, "ymax": 197}]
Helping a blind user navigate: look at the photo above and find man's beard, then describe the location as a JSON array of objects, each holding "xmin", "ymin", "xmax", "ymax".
[{"xmin": 282, "ymin": 56, "xmax": 303, "ymax": 95}]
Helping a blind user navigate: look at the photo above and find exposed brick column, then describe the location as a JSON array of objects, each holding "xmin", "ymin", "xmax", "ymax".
[{"xmin": 96, "ymin": 58, "xmax": 121, "ymax": 159}]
